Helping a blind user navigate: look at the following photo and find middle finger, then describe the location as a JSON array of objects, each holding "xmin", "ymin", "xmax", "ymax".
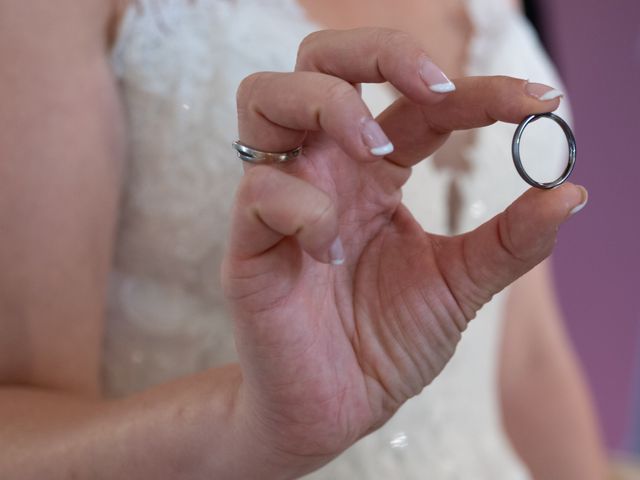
[{"xmin": 296, "ymin": 28, "xmax": 456, "ymax": 102}]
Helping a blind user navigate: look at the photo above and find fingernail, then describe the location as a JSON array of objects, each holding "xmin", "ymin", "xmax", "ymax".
[
  {"xmin": 329, "ymin": 237, "xmax": 345, "ymax": 266},
  {"xmin": 419, "ymin": 57, "xmax": 456, "ymax": 94},
  {"xmin": 525, "ymin": 82, "xmax": 564, "ymax": 101},
  {"xmin": 570, "ymin": 186, "xmax": 589, "ymax": 215},
  {"xmin": 361, "ymin": 119, "xmax": 394, "ymax": 156}
]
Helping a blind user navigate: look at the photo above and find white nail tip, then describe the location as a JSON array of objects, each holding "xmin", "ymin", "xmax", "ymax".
[
  {"xmin": 329, "ymin": 237, "xmax": 345, "ymax": 265},
  {"xmin": 569, "ymin": 202, "xmax": 587, "ymax": 216},
  {"xmin": 370, "ymin": 142, "xmax": 395, "ymax": 156},
  {"xmin": 539, "ymin": 89, "xmax": 564, "ymax": 101},
  {"xmin": 429, "ymin": 82, "xmax": 456, "ymax": 94}
]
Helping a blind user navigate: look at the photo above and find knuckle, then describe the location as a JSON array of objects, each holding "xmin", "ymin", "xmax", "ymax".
[
  {"xmin": 374, "ymin": 29, "xmax": 421, "ymax": 70},
  {"xmin": 378, "ymin": 28, "xmax": 413, "ymax": 48},
  {"xmin": 497, "ymin": 208, "xmax": 530, "ymax": 264},
  {"xmin": 237, "ymin": 165, "xmax": 273, "ymax": 205},
  {"xmin": 497, "ymin": 210, "xmax": 521, "ymax": 261},
  {"xmin": 494, "ymin": 76, "xmax": 528, "ymax": 118},
  {"xmin": 236, "ymin": 72, "xmax": 268, "ymax": 109},
  {"xmin": 297, "ymin": 192, "xmax": 337, "ymax": 244},
  {"xmin": 323, "ymin": 79, "xmax": 357, "ymax": 107},
  {"xmin": 296, "ymin": 30, "xmax": 327, "ymax": 68},
  {"xmin": 307, "ymin": 195, "xmax": 335, "ymax": 230}
]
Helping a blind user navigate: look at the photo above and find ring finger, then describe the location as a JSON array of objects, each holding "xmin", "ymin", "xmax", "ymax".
[{"xmin": 236, "ymin": 70, "xmax": 395, "ymax": 161}]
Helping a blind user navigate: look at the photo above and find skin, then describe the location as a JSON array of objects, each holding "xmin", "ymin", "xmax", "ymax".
[
  {"xmin": 298, "ymin": 0, "xmax": 472, "ymax": 77},
  {"xmin": 501, "ymin": 261, "xmax": 609, "ymax": 479},
  {"xmin": 0, "ymin": 0, "xmax": 607, "ymax": 478},
  {"xmin": 300, "ymin": 2, "xmax": 607, "ymax": 477}
]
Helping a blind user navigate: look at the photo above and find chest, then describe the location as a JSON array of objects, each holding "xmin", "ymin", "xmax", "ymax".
[{"xmin": 297, "ymin": 0, "xmax": 472, "ymax": 76}]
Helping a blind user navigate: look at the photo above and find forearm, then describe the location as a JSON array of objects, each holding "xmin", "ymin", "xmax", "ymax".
[
  {"xmin": 501, "ymin": 344, "xmax": 608, "ymax": 479},
  {"xmin": 500, "ymin": 262, "xmax": 608, "ymax": 479},
  {"xmin": 0, "ymin": 366, "xmax": 297, "ymax": 479}
]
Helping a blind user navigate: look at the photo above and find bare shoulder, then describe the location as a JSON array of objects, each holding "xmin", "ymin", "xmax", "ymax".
[{"xmin": 0, "ymin": 0, "xmax": 119, "ymax": 51}]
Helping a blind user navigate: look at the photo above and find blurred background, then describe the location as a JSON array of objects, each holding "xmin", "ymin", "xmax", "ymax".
[{"xmin": 526, "ymin": 0, "xmax": 640, "ymax": 462}]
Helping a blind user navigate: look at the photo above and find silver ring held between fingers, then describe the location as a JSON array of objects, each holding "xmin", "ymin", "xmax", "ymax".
[
  {"xmin": 232, "ymin": 140, "xmax": 303, "ymax": 164},
  {"xmin": 512, "ymin": 113, "xmax": 577, "ymax": 190}
]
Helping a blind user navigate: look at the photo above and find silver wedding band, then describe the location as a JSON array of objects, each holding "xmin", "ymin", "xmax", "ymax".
[
  {"xmin": 232, "ymin": 140, "xmax": 303, "ymax": 164},
  {"xmin": 512, "ymin": 113, "xmax": 577, "ymax": 190},
  {"xmin": 234, "ymin": 114, "xmax": 576, "ymax": 186}
]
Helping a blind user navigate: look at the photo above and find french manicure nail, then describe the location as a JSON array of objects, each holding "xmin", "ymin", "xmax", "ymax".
[
  {"xmin": 329, "ymin": 237, "xmax": 345, "ymax": 266},
  {"xmin": 526, "ymin": 82, "xmax": 564, "ymax": 101},
  {"xmin": 419, "ymin": 57, "xmax": 456, "ymax": 94},
  {"xmin": 570, "ymin": 186, "xmax": 589, "ymax": 215},
  {"xmin": 361, "ymin": 118, "xmax": 394, "ymax": 156}
]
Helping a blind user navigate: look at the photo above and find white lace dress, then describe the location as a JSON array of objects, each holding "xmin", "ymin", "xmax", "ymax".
[{"xmin": 108, "ymin": 0, "xmax": 570, "ymax": 477}]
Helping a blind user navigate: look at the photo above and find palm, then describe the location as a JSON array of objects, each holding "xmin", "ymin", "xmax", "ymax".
[
  {"xmin": 226, "ymin": 29, "xmax": 578, "ymax": 471},
  {"xmin": 224, "ymin": 132, "xmax": 479, "ymax": 457}
]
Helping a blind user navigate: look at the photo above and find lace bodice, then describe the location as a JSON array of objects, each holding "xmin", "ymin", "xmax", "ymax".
[{"xmin": 107, "ymin": 0, "xmax": 569, "ymax": 477}]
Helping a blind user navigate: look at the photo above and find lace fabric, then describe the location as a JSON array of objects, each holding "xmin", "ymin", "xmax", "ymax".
[{"xmin": 107, "ymin": 0, "xmax": 569, "ymax": 476}]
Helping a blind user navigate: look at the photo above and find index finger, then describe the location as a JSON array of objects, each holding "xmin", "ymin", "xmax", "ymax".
[{"xmin": 377, "ymin": 76, "xmax": 564, "ymax": 168}]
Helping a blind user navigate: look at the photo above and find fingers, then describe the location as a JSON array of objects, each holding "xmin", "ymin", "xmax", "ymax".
[
  {"xmin": 296, "ymin": 28, "xmax": 455, "ymax": 101},
  {"xmin": 237, "ymin": 71, "xmax": 393, "ymax": 161},
  {"xmin": 379, "ymin": 76, "xmax": 564, "ymax": 168},
  {"xmin": 227, "ymin": 165, "xmax": 343, "ymax": 265},
  {"xmin": 237, "ymin": 27, "xmax": 459, "ymax": 162},
  {"xmin": 438, "ymin": 183, "xmax": 588, "ymax": 320}
]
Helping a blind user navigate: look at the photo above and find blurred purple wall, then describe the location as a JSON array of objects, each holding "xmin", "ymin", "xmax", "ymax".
[{"xmin": 538, "ymin": 0, "xmax": 640, "ymax": 451}]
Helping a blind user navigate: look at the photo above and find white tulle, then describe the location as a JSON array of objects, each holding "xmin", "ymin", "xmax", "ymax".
[{"xmin": 107, "ymin": 0, "xmax": 570, "ymax": 477}]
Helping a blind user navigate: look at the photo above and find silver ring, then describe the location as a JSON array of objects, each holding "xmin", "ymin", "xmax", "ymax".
[
  {"xmin": 232, "ymin": 140, "xmax": 303, "ymax": 164},
  {"xmin": 512, "ymin": 113, "xmax": 577, "ymax": 189}
]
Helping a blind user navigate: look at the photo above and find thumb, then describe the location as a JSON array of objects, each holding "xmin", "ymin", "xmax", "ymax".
[{"xmin": 440, "ymin": 183, "xmax": 588, "ymax": 318}]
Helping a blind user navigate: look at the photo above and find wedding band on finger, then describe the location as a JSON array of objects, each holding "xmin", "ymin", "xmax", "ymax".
[
  {"xmin": 232, "ymin": 140, "xmax": 303, "ymax": 164},
  {"xmin": 512, "ymin": 113, "xmax": 577, "ymax": 190}
]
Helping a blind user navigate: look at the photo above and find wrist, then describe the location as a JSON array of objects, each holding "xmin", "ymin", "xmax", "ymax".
[{"xmin": 223, "ymin": 380, "xmax": 338, "ymax": 480}]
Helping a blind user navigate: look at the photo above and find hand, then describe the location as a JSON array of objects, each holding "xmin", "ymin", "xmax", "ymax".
[{"xmin": 222, "ymin": 28, "xmax": 586, "ymax": 474}]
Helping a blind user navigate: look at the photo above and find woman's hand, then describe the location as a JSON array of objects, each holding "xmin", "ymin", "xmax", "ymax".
[{"xmin": 222, "ymin": 28, "xmax": 586, "ymax": 474}]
